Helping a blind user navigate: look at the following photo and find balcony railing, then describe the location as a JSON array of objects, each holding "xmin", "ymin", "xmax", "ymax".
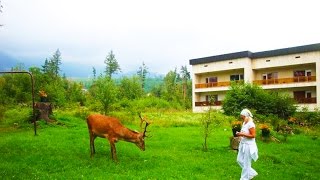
[
  {"xmin": 294, "ymin": 97, "xmax": 317, "ymax": 104},
  {"xmin": 195, "ymin": 80, "xmax": 245, "ymax": 89},
  {"xmin": 195, "ymin": 101, "xmax": 222, "ymax": 106},
  {"xmin": 253, "ymin": 76, "xmax": 316, "ymax": 85},
  {"xmin": 195, "ymin": 76, "xmax": 316, "ymax": 89},
  {"xmin": 195, "ymin": 98, "xmax": 317, "ymax": 107}
]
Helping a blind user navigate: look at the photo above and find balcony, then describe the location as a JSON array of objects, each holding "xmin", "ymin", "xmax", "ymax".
[
  {"xmin": 253, "ymin": 76, "xmax": 316, "ymax": 85},
  {"xmin": 294, "ymin": 97, "xmax": 317, "ymax": 104},
  {"xmin": 195, "ymin": 101, "xmax": 222, "ymax": 106}
]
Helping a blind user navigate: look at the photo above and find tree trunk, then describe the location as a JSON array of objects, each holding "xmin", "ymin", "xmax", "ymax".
[{"xmin": 34, "ymin": 102, "xmax": 53, "ymax": 123}]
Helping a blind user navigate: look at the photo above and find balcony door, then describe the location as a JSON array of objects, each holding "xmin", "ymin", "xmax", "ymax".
[
  {"xmin": 262, "ymin": 72, "xmax": 278, "ymax": 84},
  {"xmin": 294, "ymin": 91, "xmax": 306, "ymax": 103},
  {"xmin": 206, "ymin": 77, "xmax": 217, "ymax": 87},
  {"xmin": 306, "ymin": 70, "xmax": 312, "ymax": 81}
]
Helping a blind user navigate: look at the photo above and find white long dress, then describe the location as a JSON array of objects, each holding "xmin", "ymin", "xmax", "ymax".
[{"xmin": 237, "ymin": 120, "xmax": 258, "ymax": 180}]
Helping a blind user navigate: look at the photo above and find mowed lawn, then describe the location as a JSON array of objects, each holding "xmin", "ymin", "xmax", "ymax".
[{"xmin": 0, "ymin": 113, "xmax": 319, "ymax": 180}]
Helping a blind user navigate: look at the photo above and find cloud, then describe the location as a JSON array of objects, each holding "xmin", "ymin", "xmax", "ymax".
[{"xmin": 1, "ymin": 0, "xmax": 320, "ymax": 75}]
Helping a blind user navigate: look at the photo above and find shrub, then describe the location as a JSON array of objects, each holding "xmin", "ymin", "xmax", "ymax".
[
  {"xmin": 0, "ymin": 105, "xmax": 6, "ymax": 120},
  {"xmin": 2, "ymin": 107, "xmax": 32, "ymax": 126},
  {"xmin": 222, "ymin": 82, "xmax": 296, "ymax": 119}
]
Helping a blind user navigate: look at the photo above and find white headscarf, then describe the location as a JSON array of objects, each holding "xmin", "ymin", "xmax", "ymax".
[{"xmin": 240, "ymin": 108, "xmax": 253, "ymax": 118}]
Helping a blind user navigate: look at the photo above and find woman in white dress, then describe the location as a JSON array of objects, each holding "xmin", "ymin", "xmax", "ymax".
[{"xmin": 236, "ymin": 109, "xmax": 258, "ymax": 180}]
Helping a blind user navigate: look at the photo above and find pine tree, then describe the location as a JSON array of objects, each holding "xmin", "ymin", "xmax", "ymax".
[
  {"xmin": 180, "ymin": 65, "xmax": 190, "ymax": 101},
  {"xmin": 137, "ymin": 61, "xmax": 148, "ymax": 89},
  {"xmin": 104, "ymin": 50, "xmax": 121, "ymax": 79}
]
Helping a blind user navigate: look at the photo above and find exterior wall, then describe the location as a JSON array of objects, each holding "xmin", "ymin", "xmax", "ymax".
[
  {"xmin": 192, "ymin": 57, "xmax": 251, "ymax": 75},
  {"xmin": 252, "ymin": 51, "xmax": 319, "ymax": 69}
]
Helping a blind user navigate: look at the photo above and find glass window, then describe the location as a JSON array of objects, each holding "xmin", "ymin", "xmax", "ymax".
[
  {"xmin": 230, "ymin": 74, "xmax": 244, "ymax": 81},
  {"xmin": 294, "ymin": 70, "xmax": 305, "ymax": 77},
  {"xmin": 208, "ymin": 77, "xmax": 217, "ymax": 83}
]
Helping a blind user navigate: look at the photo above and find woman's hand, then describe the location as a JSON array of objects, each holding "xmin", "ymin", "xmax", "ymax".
[
  {"xmin": 236, "ymin": 131, "xmax": 244, "ymax": 137},
  {"xmin": 236, "ymin": 128, "xmax": 256, "ymax": 138}
]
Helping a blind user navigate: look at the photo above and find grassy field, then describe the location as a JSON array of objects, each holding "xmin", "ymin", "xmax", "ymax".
[{"xmin": 0, "ymin": 111, "xmax": 319, "ymax": 179}]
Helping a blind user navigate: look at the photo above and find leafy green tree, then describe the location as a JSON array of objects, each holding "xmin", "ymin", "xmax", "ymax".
[
  {"xmin": 137, "ymin": 61, "xmax": 148, "ymax": 90},
  {"xmin": 200, "ymin": 96, "xmax": 220, "ymax": 151},
  {"xmin": 90, "ymin": 76, "xmax": 118, "ymax": 114},
  {"xmin": 118, "ymin": 76, "xmax": 143, "ymax": 100},
  {"xmin": 0, "ymin": 64, "xmax": 32, "ymax": 104},
  {"xmin": 104, "ymin": 50, "xmax": 121, "ymax": 79},
  {"xmin": 66, "ymin": 81, "xmax": 86, "ymax": 106},
  {"xmin": 163, "ymin": 68, "xmax": 180, "ymax": 102}
]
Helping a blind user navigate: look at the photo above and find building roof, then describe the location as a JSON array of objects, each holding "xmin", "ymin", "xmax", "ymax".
[{"xmin": 189, "ymin": 43, "xmax": 320, "ymax": 65}]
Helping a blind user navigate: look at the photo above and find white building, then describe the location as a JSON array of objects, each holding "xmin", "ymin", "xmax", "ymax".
[{"xmin": 189, "ymin": 43, "xmax": 320, "ymax": 112}]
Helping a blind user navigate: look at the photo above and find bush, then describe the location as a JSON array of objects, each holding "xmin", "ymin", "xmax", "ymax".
[
  {"xmin": 2, "ymin": 106, "xmax": 32, "ymax": 126},
  {"xmin": 0, "ymin": 105, "xmax": 6, "ymax": 120},
  {"xmin": 222, "ymin": 82, "xmax": 296, "ymax": 119},
  {"xmin": 294, "ymin": 109, "xmax": 320, "ymax": 126}
]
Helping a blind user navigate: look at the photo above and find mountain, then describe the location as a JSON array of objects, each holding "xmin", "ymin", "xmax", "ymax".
[
  {"xmin": 0, "ymin": 52, "xmax": 165, "ymax": 78},
  {"xmin": 0, "ymin": 52, "xmax": 19, "ymax": 71}
]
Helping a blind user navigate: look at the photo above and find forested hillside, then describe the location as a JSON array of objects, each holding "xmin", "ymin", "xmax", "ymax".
[{"xmin": 0, "ymin": 49, "xmax": 192, "ymax": 115}]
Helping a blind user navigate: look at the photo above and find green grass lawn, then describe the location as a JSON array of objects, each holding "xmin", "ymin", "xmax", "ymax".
[{"xmin": 0, "ymin": 112, "xmax": 319, "ymax": 179}]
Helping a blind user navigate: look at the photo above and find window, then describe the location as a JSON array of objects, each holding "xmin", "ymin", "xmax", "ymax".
[
  {"xmin": 206, "ymin": 77, "xmax": 217, "ymax": 83},
  {"xmin": 306, "ymin": 70, "xmax": 311, "ymax": 76},
  {"xmin": 306, "ymin": 91, "xmax": 312, "ymax": 99},
  {"xmin": 206, "ymin": 77, "xmax": 218, "ymax": 87},
  {"xmin": 294, "ymin": 70, "xmax": 311, "ymax": 82},
  {"xmin": 230, "ymin": 74, "xmax": 244, "ymax": 81},
  {"xmin": 294, "ymin": 70, "xmax": 305, "ymax": 77}
]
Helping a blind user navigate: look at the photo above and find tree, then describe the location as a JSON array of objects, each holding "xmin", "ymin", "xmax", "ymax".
[
  {"xmin": 137, "ymin": 61, "xmax": 148, "ymax": 90},
  {"xmin": 180, "ymin": 65, "xmax": 190, "ymax": 101},
  {"xmin": 91, "ymin": 76, "xmax": 118, "ymax": 114},
  {"xmin": 200, "ymin": 96, "xmax": 219, "ymax": 151},
  {"xmin": 118, "ymin": 76, "xmax": 143, "ymax": 100},
  {"xmin": 163, "ymin": 68, "xmax": 179, "ymax": 102},
  {"xmin": 0, "ymin": 64, "xmax": 32, "ymax": 104},
  {"xmin": 51, "ymin": 49, "xmax": 62, "ymax": 77},
  {"xmin": 92, "ymin": 67, "xmax": 96, "ymax": 80},
  {"xmin": 0, "ymin": 0, "xmax": 3, "ymax": 14},
  {"xmin": 0, "ymin": 0, "xmax": 3, "ymax": 26},
  {"xmin": 41, "ymin": 49, "xmax": 62, "ymax": 79},
  {"xmin": 104, "ymin": 50, "xmax": 120, "ymax": 79}
]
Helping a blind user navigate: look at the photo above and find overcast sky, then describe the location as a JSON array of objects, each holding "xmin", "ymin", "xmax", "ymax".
[{"xmin": 1, "ymin": 0, "xmax": 320, "ymax": 76}]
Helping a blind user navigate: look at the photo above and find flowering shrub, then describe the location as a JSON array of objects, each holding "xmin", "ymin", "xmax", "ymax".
[
  {"xmin": 288, "ymin": 117, "xmax": 297, "ymax": 124},
  {"xmin": 259, "ymin": 124, "xmax": 270, "ymax": 131},
  {"xmin": 259, "ymin": 123, "xmax": 270, "ymax": 137},
  {"xmin": 231, "ymin": 121, "xmax": 242, "ymax": 137},
  {"xmin": 231, "ymin": 121, "xmax": 242, "ymax": 130},
  {"xmin": 39, "ymin": 90, "xmax": 48, "ymax": 102},
  {"xmin": 39, "ymin": 90, "xmax": 47, "ymax": 98}
]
